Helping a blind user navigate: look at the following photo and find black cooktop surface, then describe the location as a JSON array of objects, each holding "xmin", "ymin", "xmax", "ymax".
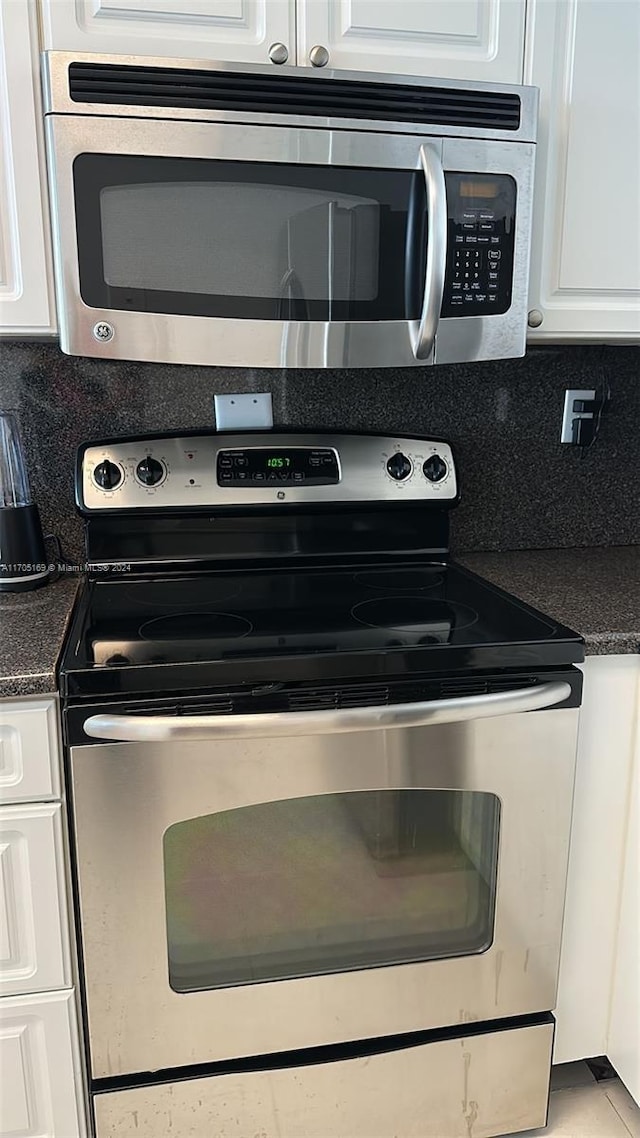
[{"xmin": 60, "ymin": 560, "xmax": 584, "ymax": 699}]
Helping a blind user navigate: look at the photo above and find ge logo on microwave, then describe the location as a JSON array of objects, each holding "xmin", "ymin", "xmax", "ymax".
[{"xmin": 93, "ymin": 321, "xmax": 114, "ymax": 343}]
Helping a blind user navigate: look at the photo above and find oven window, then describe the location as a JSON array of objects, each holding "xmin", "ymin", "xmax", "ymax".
[
  {"xmin": 163, "ymin": 789, "xmax": 500, "ymax": 992},
  {"xmin": 73, "ymin": 155, "xmax": 426, "ymax": 321}
]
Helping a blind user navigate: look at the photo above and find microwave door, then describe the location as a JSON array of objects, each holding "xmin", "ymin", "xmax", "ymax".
[{"xmin": 51, "ymin": 114, "xmax": 532, "ymax": 367}]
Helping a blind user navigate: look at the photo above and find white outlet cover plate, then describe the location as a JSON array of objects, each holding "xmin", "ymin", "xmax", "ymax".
[{"xmin": 214, "ymin": 393, "xmax": 273, "ymax": 431}]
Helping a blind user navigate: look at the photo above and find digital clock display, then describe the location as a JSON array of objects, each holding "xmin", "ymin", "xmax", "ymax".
[
  {"xmin": 459, "ymin": 179, "xmax": 499, "ymax": 198},
  {"xmin": 217, "ymin": 446, "xmax": 340, "ymax": 487}
]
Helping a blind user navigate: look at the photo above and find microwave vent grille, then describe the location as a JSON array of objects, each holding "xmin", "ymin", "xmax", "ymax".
[{"xmin": 68, "ymin": 62, "xmax": 522, "ymax": 132}]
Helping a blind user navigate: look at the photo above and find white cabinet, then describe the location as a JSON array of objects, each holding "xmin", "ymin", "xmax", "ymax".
[
  {"xmin": 42, "ymin": 0, "xmax": 524, "ymax": 79},
  {"xmin": 0, "ymin": 804, "xmax": 71, "ymax": 997},
  {"xmin": 554, "ymin": 655, "xmax": 640, "ymax": 1068},
  {"xmin": 0, "ymin": 700, "xmax": 61, "ymax": 804},
  {"xmin": 0, "ymin": 991, "xmax": 86, "ymax": 1138},
  {"xmin": 0, "ymin": 696, "xmax": 87, "ymax": 1138},
  {"xmin": 525, "ymin": 0, "xmax": 640, "ymax": 341},
  {"xmin": 608, "ymin": 669, "xmax": 640, "ymax": 1104},
  {"xmin": 298, "ymin": 0, "xmax": 526, "ymax": 81},
  {"xmin": 41, "ymin": 0, "xmax": 296, "ymax": 65},
  {"xmin": 0, "ymin": 0, "xmax": 56, "ymax": 335}
]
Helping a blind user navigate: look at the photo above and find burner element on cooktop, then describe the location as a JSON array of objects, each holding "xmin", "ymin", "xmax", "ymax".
[
  {"xmin": 351, "ymin": 597, "xmax": 479, "ymax": 633},
  {"xmin": 354, "ymin": 569, "xmax": 445, "ymax": 592},
  {"xmin": 140, "ymin": 612, "xmax": 253, "ymax": 640}
]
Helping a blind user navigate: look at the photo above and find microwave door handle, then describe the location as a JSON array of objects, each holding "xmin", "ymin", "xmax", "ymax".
[
  {"xmin": 82, "ymin": 682, "xmax": 570, "ymax": 743},
  {"xmin": 413, "ymin": 146, "xmax": 447, "ymax": 361}
]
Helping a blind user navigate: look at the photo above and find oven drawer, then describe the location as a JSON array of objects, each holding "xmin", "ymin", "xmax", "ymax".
[{"xmin": 93, "ymin": 1019, "xmax": 554, "ymax": 1138}]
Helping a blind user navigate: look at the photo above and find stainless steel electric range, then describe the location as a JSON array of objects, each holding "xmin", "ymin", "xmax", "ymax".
[{"xmin": 60, "ymin": 430, "xmax": 584, "ymax": 1138}]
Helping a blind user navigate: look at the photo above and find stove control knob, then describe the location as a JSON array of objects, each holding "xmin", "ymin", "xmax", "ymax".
[
  {"xmin": 93, "ymin": 459, "xmax": 122, "ymax": 490},
  {"xmin": 136, "ymin": 456, "xmax": 165, "ymax": 486},
  {"xmin": 386, "ymin": 453, "xmax": 412, "ymax": 481},
  {"xmin": 423, "ymin": 455, "xmax": 448, "ymax": 482}
]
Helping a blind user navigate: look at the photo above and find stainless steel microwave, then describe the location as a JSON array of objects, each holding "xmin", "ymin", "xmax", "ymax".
[{"xmin": 42, "ymin": 53, "xmax": 538, "ymax": 369}]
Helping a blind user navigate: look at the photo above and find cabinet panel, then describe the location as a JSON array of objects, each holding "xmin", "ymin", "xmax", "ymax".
[
  {"xmin": 298, "ymin": 0, "xmax": 526, "ymax": 81},
  {"xmin": 0, "ymin": 991, "xmax": 86, "ymax": 1138},
  {"xmin": 41, "ymin": 0, "xmax": 296, "ymax": 65},
  {"xmin": 0, "ymin": 804, "xmax": 70, "ymax": 997},
  {"xmin": 526, "ymin": 0, "xmax": 640, "ymax": 340},
  {"xmin": 607, "ymin": 672, "xmax": 640, "ymax": 1104},
  {"xmin": 0, "ymin": 0, "xmax": 56, "ymax": 334},
  {"xmin": 554, "ymin": 656, "xmax": 640, "ymax": 1064},
  {"xmin": 0, "ymin": 699, "xmax": 60, "ymax": 804}
]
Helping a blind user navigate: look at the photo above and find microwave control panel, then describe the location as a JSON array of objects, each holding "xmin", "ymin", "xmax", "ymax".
[{"xmin": 440, "ymin": 173, "xmax": 516, "ymax": 319}]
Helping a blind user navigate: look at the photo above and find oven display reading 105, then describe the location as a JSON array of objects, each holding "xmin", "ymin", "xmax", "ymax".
[{"xmin": 217, "ymin": 447, "xmax": 340, "ymax": 487}]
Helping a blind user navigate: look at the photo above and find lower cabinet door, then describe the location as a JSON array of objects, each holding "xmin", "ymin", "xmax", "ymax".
[
  {"xmin": 0, "ymin": 698, "xmax": 61, "ymax": 804},
  {"xmin": 0, "ymin": 990, "xmax": 86, "ymax": 1138},
  {"xmin": 94, "ymin": 1020, "xmax": 554, "ymax": 1138},
  {"xmin": 0, "ymin": 803, "xmax": 70, "ymax": 996}
]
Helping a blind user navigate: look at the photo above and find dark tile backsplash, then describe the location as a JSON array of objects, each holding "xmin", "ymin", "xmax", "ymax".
[{"xmin": 0, "ymin": 340, "xmax": 638, "ymax": 560}]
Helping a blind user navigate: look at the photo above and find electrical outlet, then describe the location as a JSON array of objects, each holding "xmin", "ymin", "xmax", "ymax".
[
  {"xmin": 214, "ymin": 393, "xmax": 273, "ymax": 431},
  {"xmin": 561, "ymin": 389, "xmax": 596, "ymax": 445}
]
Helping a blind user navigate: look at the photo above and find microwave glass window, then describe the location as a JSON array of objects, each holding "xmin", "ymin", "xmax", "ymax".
[
  {"xmin": 74, "ymin": 155, "xmax": 427, "ymax": 322},
  {"xmin": 100, "ymin": 182, "xmax": 380, "ymax": 300},
  {"xmin": 163, "ymin": 788, "xmax": 500, "ymax": 992}
]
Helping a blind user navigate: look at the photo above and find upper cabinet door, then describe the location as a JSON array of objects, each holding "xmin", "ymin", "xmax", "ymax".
[
  {"xmin": 41, "ymin": 0, "xmax": 296, "ymax": 66},
  {"xmin": 0, "ymin": 0, "xmax": 55, "ymax": 335},
  {"xmin": 297, "ymin": 0, "xmax": 526, "ymax": 81},
  {"xmin": 526, "ymin": 0, "xmax": 640, "ymax": 341}
]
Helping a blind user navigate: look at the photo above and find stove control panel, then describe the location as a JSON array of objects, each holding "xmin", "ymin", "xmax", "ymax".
[{"xmin": 79, "ymin": 433, "xmax": 457, "ymax": 511}]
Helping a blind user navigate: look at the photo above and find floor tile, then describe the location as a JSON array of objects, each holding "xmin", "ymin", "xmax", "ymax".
[
  {"xmin": 551, "ymin": 1061, "xmax": 597, "ymax": 1090},
  {"xmin": 504, "ymin": 1084, "xmax": 633, "ymax": 1137},
  {"xmin": 603, "ymin": 1079, "xmax": 640, "ymax": 1138}
]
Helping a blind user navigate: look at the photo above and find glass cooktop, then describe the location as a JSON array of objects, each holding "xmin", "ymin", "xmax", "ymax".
[{"xmin": 61, "ymin": 561, "xmax": 584, "ymax": 698}]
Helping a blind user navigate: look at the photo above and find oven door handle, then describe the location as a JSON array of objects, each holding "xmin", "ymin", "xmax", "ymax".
[
  {"xmin": 82, "ymin": 682, "xmax": 570, "ymax": 743},
  {"xmin": 413, "ymin": 145, "xmax": 447, "ymax": 361}
]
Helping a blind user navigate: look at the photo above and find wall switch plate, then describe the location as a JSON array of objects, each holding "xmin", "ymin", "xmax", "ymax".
[
  {"xmin": 561, "ymin": 389, "xmax": 596, "ymax": 444},
  {"xmin": 214, "ymin": 393, "xmax": 273, "ymax": 431}
]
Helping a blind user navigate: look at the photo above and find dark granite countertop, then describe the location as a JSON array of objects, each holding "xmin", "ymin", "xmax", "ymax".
[
  {"xmin": 459, "ymin": 546, "xmax": 640, "ymax": 656},
  {"xmin": 0, "ymin": 576, "xmax": 79, "ymax": 698},
  {"xmin": 0, "ymin": 547, "xmax": 637, "ymax": 698}
]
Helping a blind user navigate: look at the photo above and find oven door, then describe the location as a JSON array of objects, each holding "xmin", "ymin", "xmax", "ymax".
[
  {"xmin": 70, "ymin": 682, "xmax": 578, "ymax": 1080},
  {"xmin": 45, "ymin": 115, "xmax": 534, "ymax": 367}
]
